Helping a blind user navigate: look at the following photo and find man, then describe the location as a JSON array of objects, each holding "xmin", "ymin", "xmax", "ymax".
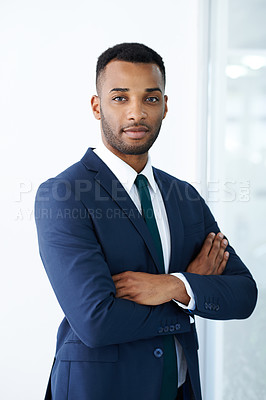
[{"xmin": 35, "ymin": 43, "xmax": 257, "ymax": 400}]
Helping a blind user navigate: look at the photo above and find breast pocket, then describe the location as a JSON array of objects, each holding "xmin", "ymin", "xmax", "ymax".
[{"xmin": 57, "ymin": 341, "xmax": 119, "ymax": 363}]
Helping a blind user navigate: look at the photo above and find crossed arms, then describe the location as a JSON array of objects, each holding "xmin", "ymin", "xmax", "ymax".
[
  {"xmin": 113, "ymin": 232, "xmax": 229, "ymax": 307},
  {"xmin": 35, "ymin": 177, "xmax": 257, "ymax": 347}
]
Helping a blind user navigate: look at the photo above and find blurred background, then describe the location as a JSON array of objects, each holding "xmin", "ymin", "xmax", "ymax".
[
  {"xmin": 204, "ymin": 1, "xmax": 266, "ymax": 399},
  {"xmin": 0, "ymin": 0, "xmax": 265, "ymax": 399}
]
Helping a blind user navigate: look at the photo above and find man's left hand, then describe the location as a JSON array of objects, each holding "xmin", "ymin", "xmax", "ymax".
[{"xmin": 112, "ymin": 271, "xmax": 189, "ymax": 306}]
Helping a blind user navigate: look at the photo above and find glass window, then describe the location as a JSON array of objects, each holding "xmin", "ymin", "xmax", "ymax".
[{"xmin": 205, "ymin": 0, "xmax": 266, "ymax": 399}]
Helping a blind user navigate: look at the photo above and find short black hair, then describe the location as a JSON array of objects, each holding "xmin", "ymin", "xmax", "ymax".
[{"xmin": 96, "ymin": 42, "xmax": 165, "ymax": 92}]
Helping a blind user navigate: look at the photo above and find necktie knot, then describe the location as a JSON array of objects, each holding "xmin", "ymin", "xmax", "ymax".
[{"xmin": 135, "ymin": 174, "xmax": 149, "ymax": 190}]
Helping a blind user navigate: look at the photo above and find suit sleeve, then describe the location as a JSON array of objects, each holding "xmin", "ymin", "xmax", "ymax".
[
  {"xmin": 182, "ymin": 186, "xmax": 258, "ymax": 320},
  {"xmin": 35, "ymin": 179, "xmax": 190, "ymax": 348}
]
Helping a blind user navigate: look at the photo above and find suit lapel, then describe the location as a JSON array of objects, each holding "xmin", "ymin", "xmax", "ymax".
[
  {"xmin": 153, "ymin": 169, "xmax": 184, "ymax": 273},
  {"xmin": 81, "ymin": 148, "xmax": 162, "ymax": 273}
]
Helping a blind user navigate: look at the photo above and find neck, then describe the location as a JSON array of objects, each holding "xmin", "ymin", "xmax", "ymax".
[
  {"xmin": 102, "ymin": 142, "xmax": 148, "ymax": 173},
  {"xmin": 116, "ymin": 153, "xmax": 148, "ymax": 173}
]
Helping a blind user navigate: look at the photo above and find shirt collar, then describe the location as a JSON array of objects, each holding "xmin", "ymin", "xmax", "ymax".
[
  {"xmin": 140, "ymin": 157, "xmax": 157, "ymax": 193},
  {"xmin": 94, "ymin": 141, "xmax": 156, "ymax": 194}
]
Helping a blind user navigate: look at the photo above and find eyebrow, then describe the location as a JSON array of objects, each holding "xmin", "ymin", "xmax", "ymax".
[{"xmin": 109, "ymin": 87, "xmax": 162, "ymax": 93}]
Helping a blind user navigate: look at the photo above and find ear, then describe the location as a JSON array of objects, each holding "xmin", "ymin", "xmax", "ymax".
[
  {"xmin": 91, "ymin": 95, "xmax": 101, "ymax": 120},
  {"xmin": 162, "ymin": 95, "xmax": 168, "ymax": 120}
]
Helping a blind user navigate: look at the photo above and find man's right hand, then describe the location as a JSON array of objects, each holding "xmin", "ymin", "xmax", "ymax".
[{"xmin": 186, "ymin": 232, "xmax": 229, "ymax": 275}]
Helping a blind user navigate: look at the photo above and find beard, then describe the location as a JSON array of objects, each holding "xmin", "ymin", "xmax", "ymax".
[{"xmin": 100, "ymin": 108, "xmax": 162, "ymax": 155}]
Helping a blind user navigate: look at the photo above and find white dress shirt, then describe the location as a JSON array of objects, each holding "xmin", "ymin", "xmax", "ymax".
[{"xmin": 94, "ymin": 142, "xmax": 195, "ymax": 387}]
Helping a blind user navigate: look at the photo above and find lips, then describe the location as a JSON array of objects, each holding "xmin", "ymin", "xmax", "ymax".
[{"xmin": 123, "ymin": 126, "xmax": 149, "ymax": 139}]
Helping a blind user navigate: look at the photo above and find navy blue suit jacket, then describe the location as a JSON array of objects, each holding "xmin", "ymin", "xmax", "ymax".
[{"xmin": 35, "ymin": 148, "xmax": 257, "ymax": 400}]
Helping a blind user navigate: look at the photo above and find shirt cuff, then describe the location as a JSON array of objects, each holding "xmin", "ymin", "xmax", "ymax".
[{"xmin": 170, "ymin": 272, "xmax": 196, "ymax": 311}]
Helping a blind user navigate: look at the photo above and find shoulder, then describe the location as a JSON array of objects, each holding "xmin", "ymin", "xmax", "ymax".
[
  {"xmin": 37, "ymin": 148, "xmax": 100, "ymax": 189},
  {"xmin": 35, "ymin": 148, "xmax": 100, "ymax": 204}
]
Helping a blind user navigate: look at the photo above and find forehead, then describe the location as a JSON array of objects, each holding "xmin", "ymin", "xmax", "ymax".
[{"xmin": 100, "ymin": 60, "xmax": 164, "ymax": 92}]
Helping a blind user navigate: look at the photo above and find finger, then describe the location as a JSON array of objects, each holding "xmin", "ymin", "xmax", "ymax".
[
  {"xmin": 217, "ymin": 251, "xmax": 229, "ymax": 275},
  {"xmin": 112, "ymin": 274, "xmax": 121, "ymax": 282},
  {"xmin": 214, "ymin": 238, "xmax": 228, "ymax": 269},
  {"xmin": 113, "ymin": 281, "xmax": 126, "ymax": 290},
  {"xmin": 200, "ymin": 232, "xmax": 216, "ymax": 256},
  {"xmin": 208, "ymin": 232, "xmax": 224, "ymax": 262},
  {"xmin": 113, "ymin": 275, "xmax": 134, "ymax": 290},
  {"xmin": 112, "ymin": 272, "xmax": 127, "ymax": 282},
  {"xmin": 220, "ymin": 237, "xmax": 228, "ymax": 249},
  {"xmin": 116, "ymin": 288, "xmax": 138, "ymax": 301},
  {"xmin": 115, "ymin": 287, "xmax": 131, "ymax": 298},
  {"xmin": 214, "ymin": 247, "xmax": 225, "ymax": 271},
  {"xmin": 116, "ymin": 292, "xmax": 131, "ymax": 299}
]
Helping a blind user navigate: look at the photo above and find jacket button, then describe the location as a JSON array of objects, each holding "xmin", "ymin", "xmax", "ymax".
[
  {"xmin": 158, "ymin": 327, "xmax": 164, "ymax": 334},
  {"xmin": 216, "ymin": 305, "xmax": 220, "ymax": 311},
  {"xmin": 163, "ymin": 326, "xmax": 169, "ymax": 333},
  {"xmin": 175, "ymin": 323, "xmax": 180, "ymax": 330},
  {"xmin": 154, "ymin": 348, "xmax": 163, "ymax": 358},
  {"xmin": 169, "ymin": 325, "xmax": 175, "ymax": 332}
]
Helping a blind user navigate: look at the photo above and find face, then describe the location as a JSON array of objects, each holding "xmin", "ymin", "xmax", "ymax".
[{"xmin": 91, "ymin": 60, "xmax": 168, "ymax": 158}]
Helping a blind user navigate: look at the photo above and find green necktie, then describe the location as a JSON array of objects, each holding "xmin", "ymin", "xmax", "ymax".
[{"xmin": 135, "ymin": 174, "xmax": 178, "ymax": 400}]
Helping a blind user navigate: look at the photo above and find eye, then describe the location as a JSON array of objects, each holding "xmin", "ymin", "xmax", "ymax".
[
  {"xmin": 146, "ymin": 96, "xmax": 159, "ymax": 103},
  {"xmin": 112, "ymin": 96, "xmax": 127, "ymax": 102}
]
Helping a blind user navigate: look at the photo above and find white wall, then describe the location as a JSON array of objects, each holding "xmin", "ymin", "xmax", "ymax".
[{"xmin": 0, "ymin": 1, "xmax": 201, "ymax": 398}]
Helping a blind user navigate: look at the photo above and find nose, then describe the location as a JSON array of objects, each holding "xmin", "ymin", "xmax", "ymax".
[{"xmin": 127, "ymin": 99, "xmax": 147, "ymax": 121}]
